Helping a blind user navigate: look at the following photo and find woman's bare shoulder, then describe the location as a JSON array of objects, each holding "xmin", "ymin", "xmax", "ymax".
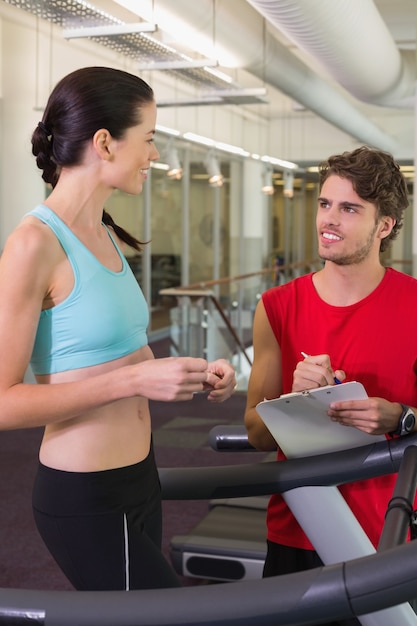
[
  {"xmin": 4, "ymin": 215, "xmax": 61, "ymax": 263},
  {"xmin": 0, "ymin": 216, "xmax": 64, "ymax": 298}
]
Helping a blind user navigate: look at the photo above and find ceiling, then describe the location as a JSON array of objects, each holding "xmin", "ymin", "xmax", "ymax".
[{"xmin": 3, "ymin": 0, "xmax": 416, "ymax": 164}]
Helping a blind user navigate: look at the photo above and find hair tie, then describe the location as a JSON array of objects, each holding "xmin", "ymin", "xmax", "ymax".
[{"xmin": 38, "ymin": 121, "xmax": 51, "ymax": 137}]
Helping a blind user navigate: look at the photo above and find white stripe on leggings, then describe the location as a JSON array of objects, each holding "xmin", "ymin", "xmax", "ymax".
[{"xmin": 123, "ymin": 513, "xmax": 130, "ymax": 591}]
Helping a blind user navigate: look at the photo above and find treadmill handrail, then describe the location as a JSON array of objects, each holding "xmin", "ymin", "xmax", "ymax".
[
  {"xmin": 160, "ymin": 433, "xmax": 417, "ymax": 500},
  {"xmin": 209, "ymin": 424, "xmax": 256, "ymax": 451},
  {"xmin": 1, "ymin": 538, "xmax": 417, "ymax": 625}
]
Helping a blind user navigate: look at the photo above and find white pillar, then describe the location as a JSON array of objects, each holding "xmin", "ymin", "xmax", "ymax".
[
  {"xmin": 241, "ymin": 158, "xmax": 269, "ymax": 274},
  {"xmin": 229, "ymin": 160, "xmax": 243, "ymax": 278}
]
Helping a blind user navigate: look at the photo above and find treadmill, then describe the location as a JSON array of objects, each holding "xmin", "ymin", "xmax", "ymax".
[{"xmin": 2, "ymin": 435, "xmax": 417, "ymax": 625}]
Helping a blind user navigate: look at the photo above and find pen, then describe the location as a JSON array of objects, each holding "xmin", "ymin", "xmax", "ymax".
[{"xmin": 301, "ymin": 352, "xmax": 342, "ymax": 384}]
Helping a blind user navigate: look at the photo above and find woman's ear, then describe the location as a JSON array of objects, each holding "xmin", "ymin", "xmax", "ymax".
[{"xmin": 92, "ymin": 129, "xmax": 112, "ymax": 160}]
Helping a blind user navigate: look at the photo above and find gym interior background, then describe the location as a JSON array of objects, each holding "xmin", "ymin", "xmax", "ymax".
[
  {"xmin": 0, "ymin": 1, "xmax": 415, "ymax": 335},
  {"xmin": 0, "ymin": 0, "xmax": 416, "ymax": 592}
]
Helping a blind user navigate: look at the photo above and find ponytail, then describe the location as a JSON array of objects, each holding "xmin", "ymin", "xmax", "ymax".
[{"xmin": 102, "ymin": 210, "xmax": 146, "ymax": 252}]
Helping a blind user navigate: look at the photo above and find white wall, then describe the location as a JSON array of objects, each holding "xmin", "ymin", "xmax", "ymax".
[{"xmin": 0, "ymin": 1, "xmax": 414, "ymax": 252}]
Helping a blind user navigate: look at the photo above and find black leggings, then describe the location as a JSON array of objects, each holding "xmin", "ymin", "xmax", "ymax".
[{"xmin": 32, "ymin": 445, "xmax": 180, "ymax": 591}]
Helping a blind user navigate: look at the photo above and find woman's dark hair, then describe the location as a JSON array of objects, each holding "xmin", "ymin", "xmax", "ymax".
[
  {"xmin": 318, "ymin": 146, "xmax": 409, "ymax": 253},
  {"xmin": 32, "ymin": 66, "xmax": 154, "ymax": 251}
]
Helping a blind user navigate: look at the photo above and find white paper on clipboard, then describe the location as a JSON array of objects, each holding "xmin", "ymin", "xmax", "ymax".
[{"xmin": 256, "ymin": 381, "xmax": 386, "ymax": 458}]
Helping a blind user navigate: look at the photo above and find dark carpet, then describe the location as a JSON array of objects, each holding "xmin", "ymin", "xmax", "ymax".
[{"xmin": 0, "ymin": 338, "xmax": 267, "ymax": 591}]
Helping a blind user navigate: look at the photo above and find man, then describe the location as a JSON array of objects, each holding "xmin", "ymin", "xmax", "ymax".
[{"xmin": 245, "ymin": 146, "xmax": 417, "ymax": 625}]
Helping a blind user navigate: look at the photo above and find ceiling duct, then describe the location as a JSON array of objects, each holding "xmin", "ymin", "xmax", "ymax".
[
  {"xmin": 148, "ymin": 0, "xmax": 399, "ymax": 153},
  {"xmin": 246, "ymin": 0, "xmax": 416, "ymax": 109}
]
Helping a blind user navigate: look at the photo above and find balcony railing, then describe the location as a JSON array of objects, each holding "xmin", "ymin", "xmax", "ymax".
[{"xmin": 159, "ymin": 259, "xmax": 322, "ymax": 390}]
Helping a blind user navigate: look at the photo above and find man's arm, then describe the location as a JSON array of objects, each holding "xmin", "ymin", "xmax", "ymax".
[{"xmin": 244, "ymin": 300, "xmax": 282, "ymax": 451}]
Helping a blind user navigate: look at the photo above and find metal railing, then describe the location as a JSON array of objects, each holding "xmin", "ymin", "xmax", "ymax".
[{"xmin": 159, "ymin": 258, "xmax": 322, "ymax": 389}]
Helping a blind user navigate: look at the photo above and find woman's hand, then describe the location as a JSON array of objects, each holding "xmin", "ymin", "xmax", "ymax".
[
  {"xmin": 129, "ymin": 356, "xmax": 236, "ymax": 403},
  {"xmin": 204, "ymin": 358, "xmax": 237, "ymax": 402},
  {"xmin": 129, "ymin": 356, "xmax": 209, "ymax": 402}
]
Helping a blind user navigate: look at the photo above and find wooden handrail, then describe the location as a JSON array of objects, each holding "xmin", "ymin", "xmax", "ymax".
[{"xmin": 172, "ymin": 258, "xmax": 321, "ymax": 291}]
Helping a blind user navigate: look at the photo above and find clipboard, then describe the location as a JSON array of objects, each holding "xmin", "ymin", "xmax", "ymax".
[{"xmin": 256, "ymin": 381, "xmax": 386, "ymax": 458}]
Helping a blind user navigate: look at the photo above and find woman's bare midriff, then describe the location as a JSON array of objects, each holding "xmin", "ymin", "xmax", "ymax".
[{"xmin": 37, "ymin": 345, "xmax": 153, "ymax": 472}]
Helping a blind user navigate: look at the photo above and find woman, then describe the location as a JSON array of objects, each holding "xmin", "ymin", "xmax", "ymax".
[{"xmin": 0, "ymin": 66, "xmax": 236, "ymax": 591}]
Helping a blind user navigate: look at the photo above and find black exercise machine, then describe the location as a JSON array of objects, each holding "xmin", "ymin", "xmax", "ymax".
[
  {"xmin": 1, "ymin": 435, "xmax": 417, "ymax": 625},
  {"xmin": 170, "ymin": 425, "xmax": 268, "ymax": 582}
]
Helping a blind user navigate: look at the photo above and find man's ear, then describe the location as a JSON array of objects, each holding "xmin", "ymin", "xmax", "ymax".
[
  {"xmin": 92, "ymin": 129, "xmax": 113, "ymax": 160},
  {"xmin": 378, "ymin": 216, "xmax": 396, "ymax": 241}
]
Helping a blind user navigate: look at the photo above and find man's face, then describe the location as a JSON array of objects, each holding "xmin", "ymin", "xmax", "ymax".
[{"xmin": 316, "ymin": 175, "xmax": 382, "ymax": 266}]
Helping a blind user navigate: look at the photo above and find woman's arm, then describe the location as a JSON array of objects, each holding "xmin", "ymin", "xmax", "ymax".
[{"xmin": 0, "ymin": 223, "xmax": 212, "ymax": 430}]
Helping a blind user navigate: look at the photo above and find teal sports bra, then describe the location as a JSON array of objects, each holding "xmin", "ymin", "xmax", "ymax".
[{"xmin": 29, "ymin": 205, "xmax": 149, "ymax": 375}]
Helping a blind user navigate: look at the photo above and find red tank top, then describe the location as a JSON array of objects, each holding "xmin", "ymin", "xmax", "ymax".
[{"xmin": 262, "ymin": 268, "xmax": 417, "ymax": 549}]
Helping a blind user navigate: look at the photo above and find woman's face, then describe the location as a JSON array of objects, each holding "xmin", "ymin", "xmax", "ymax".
[{"xmin": 106, "ymin": 101, "xmax": 160, "ymax": 195}]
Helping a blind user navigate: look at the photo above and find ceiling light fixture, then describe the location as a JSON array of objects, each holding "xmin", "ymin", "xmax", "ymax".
[
  {"xmin": 156, "ymin": 130, "xmax": 300, "ymax": 172},
  {"xmin": 181, "ymin": 133, "xmax": 249, "ymax": 156},
  {"xmin": 62, "ymin": 22, "xmax": 156, "ymax": 39},
  {"xmin": 156, "ymin": 124, "xmax": 181, "ymax": 136},
  {"xmin": 261, "ymin": 155, "xmax": 298, "ymax": 170},
  {"xmin": 215, "ymin": 141, "xmax": 250, "ymax": 157},
  {"xmin": 166, "ymin": 140, "xmax": 183, "ymax": 180},
  {"xmin": 262, "ymin": 167, "xmax": 274, "ymax": 195},
  {"xmin": 137, "ymin": 59, "xmax": 218, "ymax": 71},
  {"xmin": 183, "ymin": 132, "xmax": 215, "ymax": 147},
  {"xmin": 283, "ymin": 171, "xmax": 294, "ymax": 198},
  {"xmin": 205, "ymin": 151, "xmax": 224, "ymax": 187},
  {"xmin": 151, "ymin": 162, "xmax": 169, "ymax": 171}
]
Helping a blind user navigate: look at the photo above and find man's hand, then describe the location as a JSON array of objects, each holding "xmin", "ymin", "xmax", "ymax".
[
  {"xmin": 293, "ymin": 353, "xmax": 346, "ymax": 392},
  {"xmin": 327, "ymin": 398, "xmax": 404, "ymax": 435}
]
